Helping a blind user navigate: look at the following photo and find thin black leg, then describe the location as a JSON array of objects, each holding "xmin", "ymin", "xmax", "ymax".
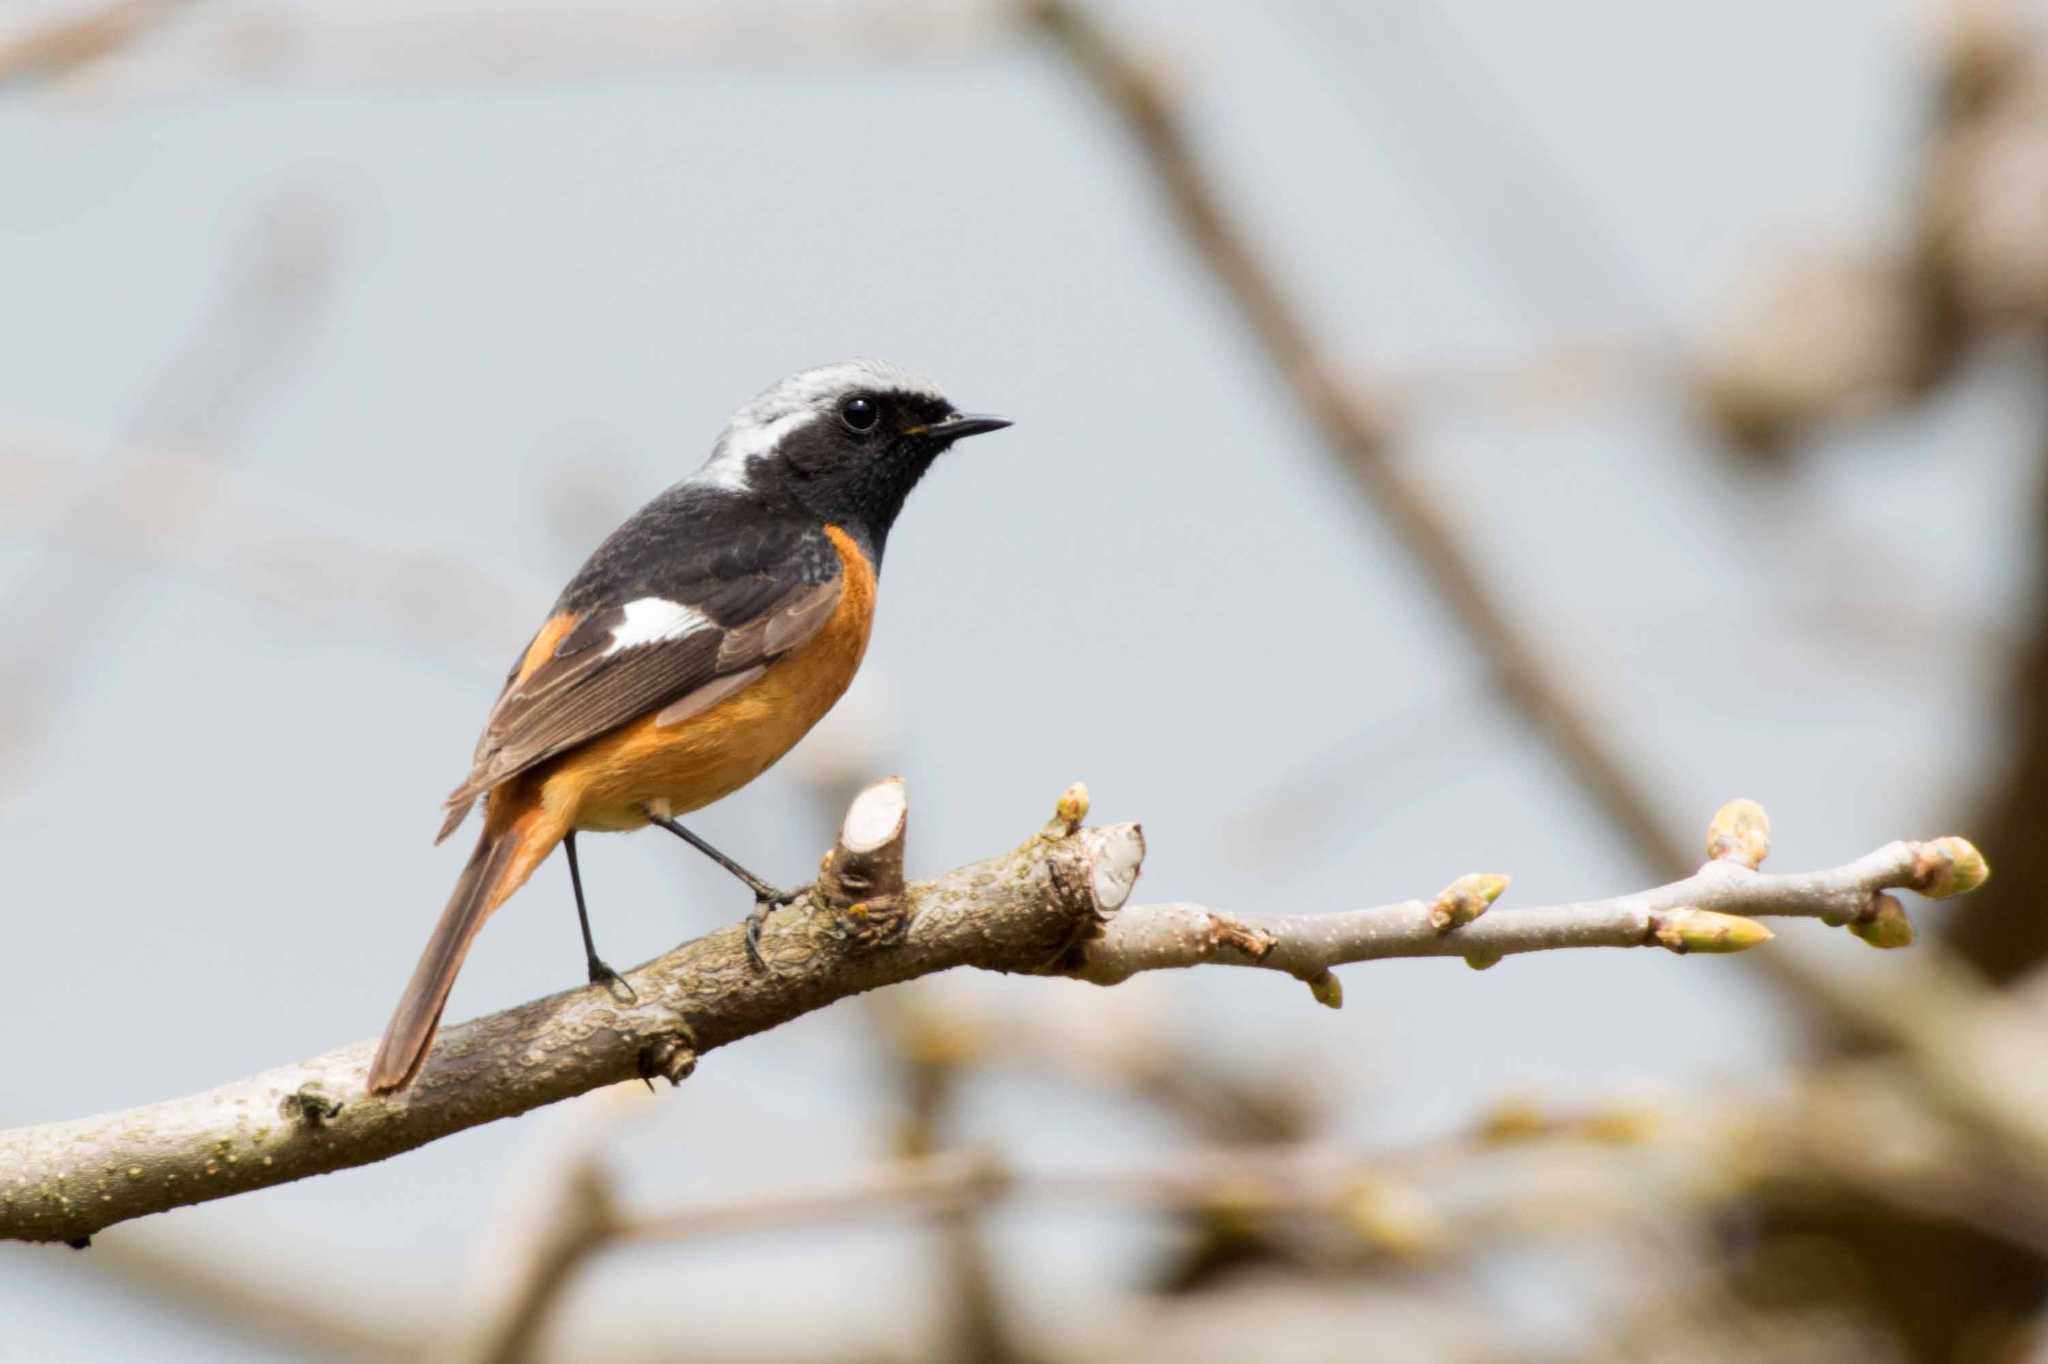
[
  {"xmin": 644, "ymin": 812, "xmax": 806, "ymax": 971},
  {"xmin": 565, "ymin": 832, "xmax": 636, "ymax": 1004},
  {"xmin": 644, "ymin": 815, "xmax": 789, "ymax": 899}
]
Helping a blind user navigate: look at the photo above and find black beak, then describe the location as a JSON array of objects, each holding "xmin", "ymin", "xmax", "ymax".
[{"xmin": 921, "ymin": 412, "xmax": 1012, "ymax": 442}]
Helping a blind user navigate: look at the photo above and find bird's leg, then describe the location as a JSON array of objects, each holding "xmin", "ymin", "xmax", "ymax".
[
  {"xmin": 565, "ymin": 832, "xmax": 636, "ymax": 1004},
  {"xmin": 643, "ymin": 813, "xmax": 796, "ymax": 900},
  {"xmin": 643, "ymin": 811, "xmax": 808, "ymax": 971}
]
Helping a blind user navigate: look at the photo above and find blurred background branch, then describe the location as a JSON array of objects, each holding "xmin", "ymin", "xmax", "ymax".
[
  {"xmin": 1031, "ymin": 0, "xmax": 1694, "ymax": 883},
  {"xmin": 0, "ymin": 0, "xmax": 193, "ymax": 86}
]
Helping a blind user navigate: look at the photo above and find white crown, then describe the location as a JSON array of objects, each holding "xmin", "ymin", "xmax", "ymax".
[{"xmin": 698, "ymin": 360, "xmax": 948, "ymax": 491}]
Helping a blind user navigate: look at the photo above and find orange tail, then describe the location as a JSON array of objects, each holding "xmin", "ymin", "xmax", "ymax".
[{"xmin": 368, "ymin": 802, "xmax": 561, "ymax": 1094}]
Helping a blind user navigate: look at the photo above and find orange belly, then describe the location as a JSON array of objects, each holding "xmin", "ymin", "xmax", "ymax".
[{"xmin": 528, "ymin": 526, "xmax": 876, "ymax": 834}]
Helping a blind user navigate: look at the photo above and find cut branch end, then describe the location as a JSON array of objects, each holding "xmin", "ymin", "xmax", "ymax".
[{"xmin": 820, "ymin": 777, "xmax": 909, "ymax": 915}]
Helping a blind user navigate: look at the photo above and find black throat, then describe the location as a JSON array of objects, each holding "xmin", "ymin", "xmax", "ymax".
[{"xmin": 762, "ymin": 418, "xmax": 950, "ymax": 566}]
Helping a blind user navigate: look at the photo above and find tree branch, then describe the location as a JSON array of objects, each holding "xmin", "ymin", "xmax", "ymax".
[
  {"xmin": 0, "ymin": 781, "xmax": 1136, "ymax": 1248},
  {"xmin": 1077, "ymin": 838, "xmax": 1979, "ymax": 989},
  {"xmin": 0, "ymin": 785, "xmax": 1983, "ymax": 1247}
]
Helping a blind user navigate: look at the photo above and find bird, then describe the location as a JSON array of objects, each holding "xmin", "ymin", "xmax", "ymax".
[{"xmin": 366, "ymin": 360, "xmax": 1011, "ymax": 1094}]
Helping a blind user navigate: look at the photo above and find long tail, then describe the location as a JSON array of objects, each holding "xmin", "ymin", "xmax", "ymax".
[{"xmin": 367, "ymin": 804, "xmax": 560, "ymax": 1094}]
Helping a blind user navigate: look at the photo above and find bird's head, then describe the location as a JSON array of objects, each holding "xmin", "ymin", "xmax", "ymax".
[{"xmin": 700, "ymin": 359, "xmax": 1010, "ymax": 558}]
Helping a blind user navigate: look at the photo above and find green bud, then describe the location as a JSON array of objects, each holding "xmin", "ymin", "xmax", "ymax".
[
  {"xmin": 1431, "ymin": 873, "xmax": 1510, "ymax": 933},
  {"xmin": 1653, "ymin": 908, "xmax": 1774, "ymax": 954},
  {"xmin": 1849, "ymin": 894, "xmax": 1914, "ymax": 949},
  {"xmin": 1706, "ymin": 798, "xmax": 1771, "ymax": 869},
  {"xmin": 1916, "ymin": 837, "xmax": 1989, "ymax": 899}
]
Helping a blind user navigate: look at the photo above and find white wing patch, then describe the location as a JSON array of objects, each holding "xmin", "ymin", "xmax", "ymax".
[{"xmin": 606, "ymin": 597, "xmax": 708, "ymax": 655}]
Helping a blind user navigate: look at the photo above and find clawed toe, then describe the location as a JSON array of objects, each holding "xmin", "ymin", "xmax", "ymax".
[
  {"xmin": 742, "ymin": 884, "xmax": 810, "ymax": 973},
  {"xmin": 743, "ymin": 903, "xmax": 778, "ymax": 973},
  {"xmin": 588, "ymin": 959, "xmax": 639, "ymax": 1005}
]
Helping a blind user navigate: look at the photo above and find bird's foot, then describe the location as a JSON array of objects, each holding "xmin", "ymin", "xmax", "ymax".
[
  {"xmin": 743, "ymin": 883, "xmax": 810, "ymax": 973},
  {"xmin": 587, "ymin": 956, "xmax": 639, "ymax": 1005}
]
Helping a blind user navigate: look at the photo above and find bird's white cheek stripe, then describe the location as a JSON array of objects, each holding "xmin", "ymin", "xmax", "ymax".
[
  {"xmin": 698, "ymin": 410, "xmax": 808, "ymax": 491},
  {"xmin": 607, "ymin": 597, "xmax": 706, "ymax": 654}
]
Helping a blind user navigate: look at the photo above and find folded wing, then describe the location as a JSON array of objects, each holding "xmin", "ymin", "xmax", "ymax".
[{"xmin": 436, "ymin": 526, "xmax": 843, "ymax": 841}]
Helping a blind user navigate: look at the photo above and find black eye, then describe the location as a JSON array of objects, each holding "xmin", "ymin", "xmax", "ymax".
[{"xmin": 840, "ymin": 395, "xmax": 879, "ymax": 433}]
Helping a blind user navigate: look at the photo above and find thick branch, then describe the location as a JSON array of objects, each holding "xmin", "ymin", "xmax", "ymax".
[
  {"xmin": 0, "ymin": 787, "xmax": 1137, "ymax": 1247},
  {"xmin": 0, "ymin": 787, "xmax": 1981, "ymax": 1246}
]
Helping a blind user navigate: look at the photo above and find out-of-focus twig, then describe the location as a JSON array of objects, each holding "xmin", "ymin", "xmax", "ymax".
[
  {"xmin": 0, "ymin": 189, "xmax": 344, "ymax": 779},
  {"xmin": 433, "ymin": 1079, "xmax": 2048, "ymax": 1289},
  {"xmin": 0, "ymin": 185, "xmax": 369, "ymax": 1355},
  {"xmin": 420, "ymin": 1136, "xmax": 1478, "ymax": 1360},
  {"xmin": 1286, "ymin": 0, "xmax": 1670, "ymax": 337},
  {"xmin": 0, "ymin": 429, "xmax": 531, "ymax": 673},
  {"xmin": 6, "ymin": 2, "xmax": 1013, "ymax": 98},
  {"xmin": 1030, "ymin": 3, "xmax": 2030, "ymax": 1104},
  {"xmin": 864, "ymin": 1003, "xmax": 1025, "ymax": 1364},
  {"xmin": 1685, "ymin": 9, "xmax": 2048, "ymax": 1354},
  {"xmin": 448, "ymin": 1086, "xmax": 650, "ymax": 1364},
  {"xmin": 1030, "ymin": 0, "xmax": 1694, "ymax": 880},
  {"xmin": 539, "ymin": 1102, "xmax": 1677, "ymax": 1269},
  {"xmin": 1914, "ymin": 8, "xmax": 2048, "ymax": 983},
  {"xmin": 1694, "ymin": 0, "xmax": 2048, "ymax": 454},
  {"xmin": 76, "ymin": 1233, "xmax": 428, "ymax": 1361},
  {"xmin": 0, "ymin": 0, "xmax": 190, "ymax": 86}
]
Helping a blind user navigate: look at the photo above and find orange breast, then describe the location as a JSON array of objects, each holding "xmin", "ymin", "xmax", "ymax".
[{"xmin": 534, "ymin": 526, "xmax": 878, "ymax": 833}]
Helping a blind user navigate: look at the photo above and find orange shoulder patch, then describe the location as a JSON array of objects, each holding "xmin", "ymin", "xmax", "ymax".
[{"xmin": 513, "ymin": 612, "xmax": 580, "ymax": 686}]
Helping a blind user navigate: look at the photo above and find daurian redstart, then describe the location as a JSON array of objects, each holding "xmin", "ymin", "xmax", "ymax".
[{"xmin": 367, "ymin": 361, "xmax": 1009, "ymax": 1094}]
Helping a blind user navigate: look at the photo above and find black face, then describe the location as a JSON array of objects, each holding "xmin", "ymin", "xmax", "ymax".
[{"xmin": 769, "ymin": 387, "xmax": 994, "ymax": 559}]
